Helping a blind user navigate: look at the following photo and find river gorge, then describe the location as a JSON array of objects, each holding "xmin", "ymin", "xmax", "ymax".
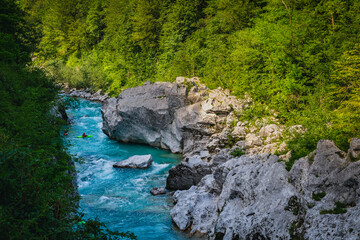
[
  {"xmin": 64, "ymin": 98, "xmax": 200, "ymax": 240},
  {"xmin": 65, "ymin": 78, "xmax": 360, "ymax": 239}
]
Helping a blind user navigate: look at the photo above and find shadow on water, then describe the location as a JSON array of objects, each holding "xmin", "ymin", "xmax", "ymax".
[{"xmin": 64, "ymin": 97, "xmax": 204, "ymax": 240}]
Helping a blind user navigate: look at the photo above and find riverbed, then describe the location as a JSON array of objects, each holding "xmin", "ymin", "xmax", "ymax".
[{"xmin": 64, "ymin": 98, "xmax": 196, "ymax": 240}]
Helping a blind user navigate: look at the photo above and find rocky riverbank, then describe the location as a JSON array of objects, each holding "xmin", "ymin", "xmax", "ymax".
[
  {"xmin": 100, "ymin": 77, "xmax": 360, "ymax": 239},
  {"xmin": 101, "ymin": 77, "xmax": 289, "ymax": 158},
  {"xmin": 61, "ymin": 88, "xmax": 110, "ymax": 103}
]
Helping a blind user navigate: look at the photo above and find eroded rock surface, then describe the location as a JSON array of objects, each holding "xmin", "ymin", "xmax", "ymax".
[{"xmin": 171, "ymin": 139, "xmax": 360, "ymax": 239}]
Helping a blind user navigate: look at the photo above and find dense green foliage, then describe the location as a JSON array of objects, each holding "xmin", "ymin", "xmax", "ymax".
[
  {"xmin": 18, "ymin": 0, "xmax": 360, "ymax": 163},
  {"xmin": 0, "ymin": 1, "xmax": 135, "ymax": 239}
]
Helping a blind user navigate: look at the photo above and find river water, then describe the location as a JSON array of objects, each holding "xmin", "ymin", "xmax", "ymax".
[{"xmin": 64, "ymin": 98, "xmax": 196, "ymax": 240}]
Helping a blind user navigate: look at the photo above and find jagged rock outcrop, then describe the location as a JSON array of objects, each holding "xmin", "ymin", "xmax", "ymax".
[
  {"xmin": 68, "ymin": 88, "xmax": 109, "ymax": 102},
  {"xmin": 113, "ymin": 154, "xmax": 153, "ymax": 169},
  {"xmin": 171, "ymin": 139, "xmax": 360, "ymax": 239}
]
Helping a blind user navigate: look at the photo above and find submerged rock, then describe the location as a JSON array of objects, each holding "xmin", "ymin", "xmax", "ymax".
[
  {"xmin": 150, "ymin": 187, "xmax": 166, "ymax": 196},
  {"xmin": 113, "ymin": 154, "xmax": 153, "ymax": 169}
]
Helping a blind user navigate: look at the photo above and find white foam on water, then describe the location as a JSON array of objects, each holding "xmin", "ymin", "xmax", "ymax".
[
  {"xmin": 78, "ymin": 181, "xmax": 90, "ymax": 188},
  {"xmin": 99, "ymin": 195, "xmax": 110, "ymax": 203},
  {"xmin": 138, "ymin": 162, "xmax": 170, "ymax": 178},
  {"xmin": 95, "ymin": 159, "xmax": 115, "ymax": 180}
]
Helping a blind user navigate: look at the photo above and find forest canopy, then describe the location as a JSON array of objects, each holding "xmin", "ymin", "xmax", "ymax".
[{"xmin": 16, "ymin": 0, "xmax": 360, "ymax": 163}]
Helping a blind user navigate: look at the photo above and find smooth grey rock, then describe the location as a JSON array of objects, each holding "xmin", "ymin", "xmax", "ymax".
[
  {"xmin": 113, "ymin": 154, "xmax": 153, "ymax": 169},
  {"xmin": 102, "ymin": 82, "xmax": 188, "ymax": 153},
  {"xmin": 150, "ymin": 187, "xmax": 166, "ymax": 195}
]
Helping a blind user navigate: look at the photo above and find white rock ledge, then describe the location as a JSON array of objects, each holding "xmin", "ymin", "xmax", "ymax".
[{"xmin": 113, "ymin": 154, "xmax": 153, "ymax": 169}]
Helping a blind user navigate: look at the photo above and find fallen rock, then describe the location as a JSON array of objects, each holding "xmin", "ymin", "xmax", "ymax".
[
  {"xmin": 150, "ymin": 187, "xmax": 166, "ymax": 195},
  {"xmin": 113, "ymin": 154, "xmax": 153, "ymax": 169}
]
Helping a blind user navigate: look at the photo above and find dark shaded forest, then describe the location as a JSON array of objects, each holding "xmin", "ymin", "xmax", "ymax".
[{"xmin": 0, "ymin": 0, "xmax": 136, "ymax": 239}]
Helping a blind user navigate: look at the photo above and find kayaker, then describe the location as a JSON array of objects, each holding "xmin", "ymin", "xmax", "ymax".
[
  {"xmin": 82, "ymin": 132, "xmax": 87, "ymax": 138},
  {"xmin": 64, "ymin": 128, "xmax": 69, "ymax": 136}
]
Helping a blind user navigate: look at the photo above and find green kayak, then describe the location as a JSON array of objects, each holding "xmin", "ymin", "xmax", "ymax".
[{"xmin": 76, "ymin": 135, "xmax": 93, "ymax": 138}]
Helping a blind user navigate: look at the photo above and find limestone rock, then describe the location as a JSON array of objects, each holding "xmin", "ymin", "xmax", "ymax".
[
  {"xmin": 50, "ymin": 98, "xmax": 68, "ymax": 122},
  {"xmin": 171, "ymin": 155, "xmax": 301, "ymax": 239},
  {"xmin": 288, "ymin": 125, "xmax": 306, "ymax": 135},
  {"xmin": 171, "ymin": 140, "xmax": 360, "ymax": 239},
  {"xmin": 245, "ymin": 133, "xmax": 263, "ymax": 148},
  {"xmin": 258, "ymin": 124, "xmax": 281, "ymax": 137},
  {"xmin": 231, "ymin": 126, "xmax": 247, "ymax": 139},
  {"xmin": 101, "ymin": 78, "xmax": 251, "ymax": 155},
  {"xmin": 113, "ymin": 154, "xmax": 153, "ymax": 169},
  {"xmin": 68, "ymin": 88, "xmax": 109, "ymax": 102}
]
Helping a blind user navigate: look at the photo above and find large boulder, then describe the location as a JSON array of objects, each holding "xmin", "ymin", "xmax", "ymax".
[
  {"xmin": 113, "ymin": 154, "xmax": 153, "ymax": 169},
  {"xmin": 101, "ymin": 78, "xmax": 250, "ymax": 154},
  {"xmin": 102, "ymin": 82, "xmax": 188, "ymax": 153}
]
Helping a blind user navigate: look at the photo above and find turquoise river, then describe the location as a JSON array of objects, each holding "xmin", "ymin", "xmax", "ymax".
[{"xmin": 64, "ymin": 98, "xmax": 201, "ymax": 240}]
